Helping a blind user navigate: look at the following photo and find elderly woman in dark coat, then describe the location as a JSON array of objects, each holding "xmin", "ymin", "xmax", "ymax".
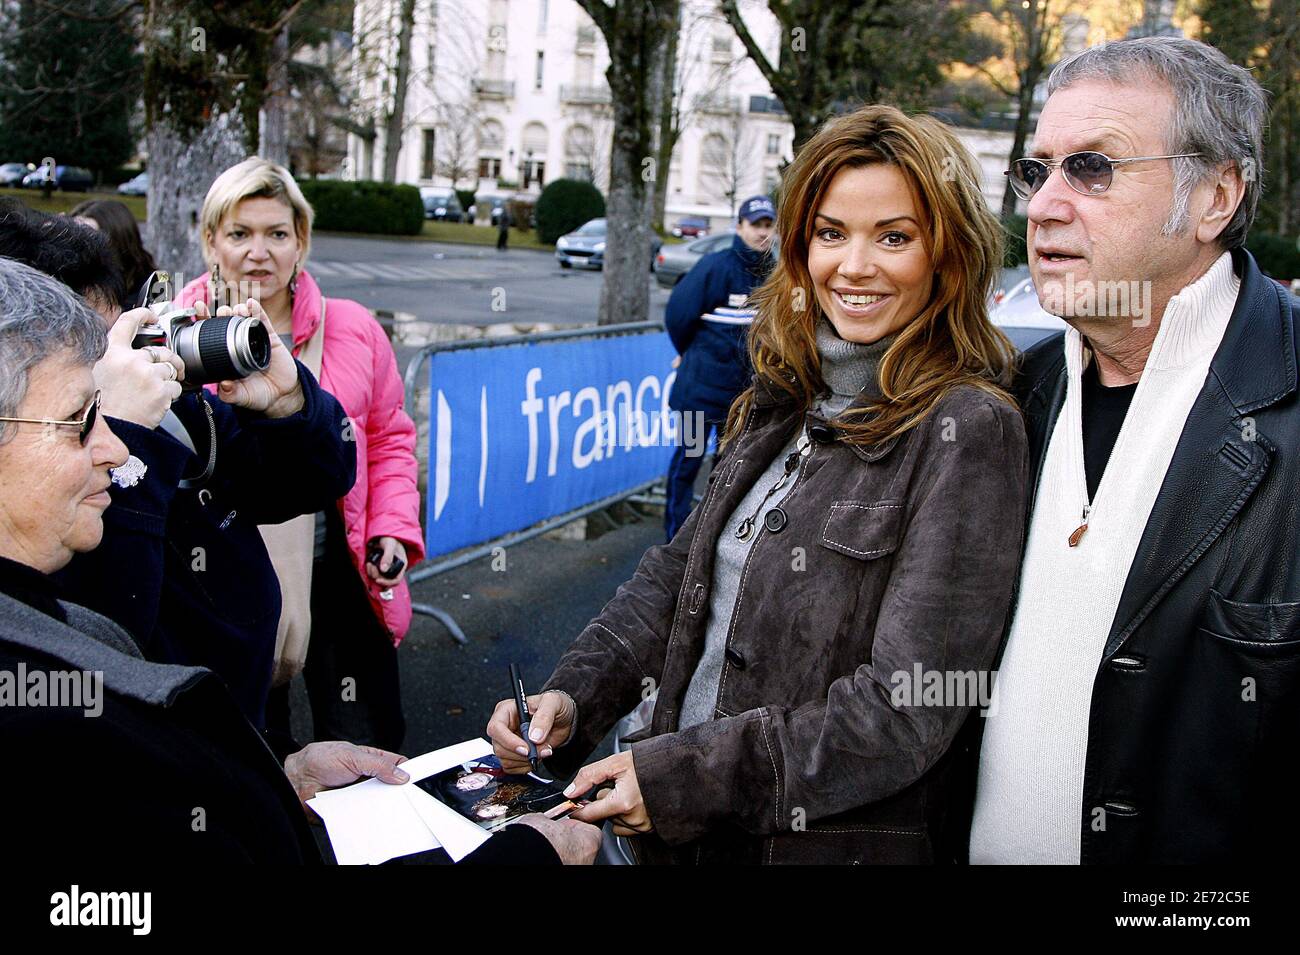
[{"xmin": 0, "ymin": 258, "xmax": 595, "ymax": 865}]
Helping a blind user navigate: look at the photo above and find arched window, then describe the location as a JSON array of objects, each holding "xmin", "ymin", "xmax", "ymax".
[
  {"xmin": 700, "ymin": 133, "xmax": 728, "ymax": 171},
  {"xmin": 521, "ymin": 121, "xmax": 549, "ymax": 156},
  {"xmin": 521, "ymin": 122, "xmax": 548, "ymax": 188},
  {"xmin": 479, "ymin": 119, "xmax": 505, "ymax": 151},
  {"xmin": 478, "ymin": 119, "xmax": 505, "ymax": 180},
  {"xmin": 564, "ymin": 124, "xmax": 594, "ymax": 181}
]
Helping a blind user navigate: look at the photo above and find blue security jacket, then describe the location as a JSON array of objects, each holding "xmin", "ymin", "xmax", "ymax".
[
  {"xmin": 665, "ymin": 234, "xmax": 774, "ymax": 419},
  {"xmin": 53, "ymin": 362, "xmax": 357, "ymax": 730}
]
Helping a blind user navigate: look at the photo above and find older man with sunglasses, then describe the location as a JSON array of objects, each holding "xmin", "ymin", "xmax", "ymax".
[{"xmin": 957, "ymin": 37, "xmax": 1300, "ymax": 863}]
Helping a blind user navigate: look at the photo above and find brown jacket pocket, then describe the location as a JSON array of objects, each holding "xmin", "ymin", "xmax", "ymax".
[{"xmin": 818, "ymin": 499, "xmax": 905, "ymax": 560}]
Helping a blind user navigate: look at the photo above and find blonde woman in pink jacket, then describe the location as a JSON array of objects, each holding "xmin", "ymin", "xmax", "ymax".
[{"xmin": 179, "ymin": 157, "xmax": 424, "ymax": 750}]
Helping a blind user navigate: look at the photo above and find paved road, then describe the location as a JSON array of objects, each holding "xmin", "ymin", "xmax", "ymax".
[
  {"xmin": 310, "ymin": 232, "xmax": 669, "ymax": 330},
  {"xmin": 286, "ymin": 505, "xmax": 666, "ymax": 762}
]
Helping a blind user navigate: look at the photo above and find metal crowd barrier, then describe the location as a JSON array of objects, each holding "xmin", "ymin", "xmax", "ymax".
[{"xmin": 401, "ymin": 321, "xmax": 668, "ymax": 643}]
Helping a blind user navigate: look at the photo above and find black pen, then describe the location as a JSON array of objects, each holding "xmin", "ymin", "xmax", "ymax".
[{"xmin": 509, "ymin": 663, "xmax": 539, "ymax": 772}]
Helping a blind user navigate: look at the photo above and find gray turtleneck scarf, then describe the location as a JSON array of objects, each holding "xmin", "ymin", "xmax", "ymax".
[{"xmin": 678, "ymin": 318, "xmax": 898, "ymax": 730}]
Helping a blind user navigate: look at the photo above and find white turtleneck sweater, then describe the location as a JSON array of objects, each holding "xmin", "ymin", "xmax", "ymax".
[{"xmin": 969, "ymin": 252, "xmax": 1240, "ymax": 864}]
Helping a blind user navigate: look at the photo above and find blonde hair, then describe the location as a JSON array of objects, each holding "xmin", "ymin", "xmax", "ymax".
[
  {"xmin": 199, "ymin": 156, "xmax": 314, "ymax": 271},
  {"xmin": 725, "ymin": 105, "xmax": 1016, "ymax": 449}
]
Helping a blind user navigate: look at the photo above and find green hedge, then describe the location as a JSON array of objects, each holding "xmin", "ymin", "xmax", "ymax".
[
  {"xmin": 455, "ymin": 188, "xmax": 476, "ymax": 214},
  {"xmin": 535, "ymin": 178, "xmax": 605, "ymax": 245},
  {"xmin": 1245, "ymin": 231, "xmax": 1300, "ymax": 281},
  {"xmin": 102, "ymin": 166, "xmax": 143, "ymax": 186},
  {"xmin": 297, "ymin": 179, "xmax": 424, "ymax": 235}
]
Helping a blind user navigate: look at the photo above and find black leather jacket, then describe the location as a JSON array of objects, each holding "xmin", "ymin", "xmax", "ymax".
[{"xmin": 953, "ymin": 248, "xmax": 1300, "ymax": 863}]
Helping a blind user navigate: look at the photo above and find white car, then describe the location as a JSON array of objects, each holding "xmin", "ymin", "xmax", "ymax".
[
  {"xmin": 118, "ymin": 171, "xmax": 149, "ymax": 196},
  {"xmin": 991, "ymin": 276, "xmax": 1069, "ymax": 351}
]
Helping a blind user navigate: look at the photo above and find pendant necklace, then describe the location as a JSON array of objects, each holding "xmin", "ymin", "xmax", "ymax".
[{"xmin": 735, "ymin": 432, "xmax": 811, "ymax": 542}]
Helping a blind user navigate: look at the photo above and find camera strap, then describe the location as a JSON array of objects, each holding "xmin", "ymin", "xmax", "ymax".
[{"xmin": 176, "ymin": 395, "xmax": 218, "ymax": 491}]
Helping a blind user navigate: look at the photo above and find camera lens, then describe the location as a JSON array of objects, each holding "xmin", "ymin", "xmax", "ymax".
[
  {"xmin": 235, "ymin": 318, "xmax": 272, "ymax": 373},
  {"xmin": 172, "ymin": 315, "xmax": 272, "ymax": 385}
]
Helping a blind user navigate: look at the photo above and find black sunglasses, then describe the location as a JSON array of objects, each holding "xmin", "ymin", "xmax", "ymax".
[
  {"xmin": 0, "ymin": 390, "xmax": 101, "ymax": 445},
  {"xmin": 1005, "ymin": 151, "xmax": 1202, "ymax": 200}
]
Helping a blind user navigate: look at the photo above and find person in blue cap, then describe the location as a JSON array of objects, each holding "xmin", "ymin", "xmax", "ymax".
[{"xmin": 663, "ymin": 195, "xmax": 776, "ymax": 539}]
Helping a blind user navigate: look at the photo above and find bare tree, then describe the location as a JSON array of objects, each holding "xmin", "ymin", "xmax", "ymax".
[
  {"xmin": 588, "ymin": 106, "xmax": 615, "ymax": 191},
  {"xmin": 720, "ymin": 0, "xmax": 974, "ymax": 149},
  {"xmin": 261, "ymin": 26, "xmax": 292, "ymax": 167},
  {"xmin": 435, "ymin": 100, "xmax": 478, "ymax": 189},
  {"xmin": 968, "ymin": 0, "xmax": 1067, "ymax": 217},
  {"xmin": 380, "ymin": 0, "xmax": 418, "ymax": 182},
  {"xmin": 651, "ymin": 0, "xmax": 742, "ymax": 232},
  {"xmin": 702, "ymin": 109, "xmax": 758, "ymax": 217},
  {"xmin": 346, "ymin": 0, "xmax": 489, "ymax": 184},
  {"xmin": 575, "ymin": 0, "xmax": 680, "ymax": 327},
  {"xmin": 144, "ymin": 0, "xmax": 302, "ymax": 277},
  {"xmin": 284, "ymin": 25, "xmax": 354, "ymax": 176}
]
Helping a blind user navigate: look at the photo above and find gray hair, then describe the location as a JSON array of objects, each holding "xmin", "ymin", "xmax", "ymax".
[
  {"xmin": 0, "ymin": 257, "xmax": 107, "ymax": 444},
  {"xmin": 1047, "ymin": 36, "xmax": 1268, "ymax": 248}
]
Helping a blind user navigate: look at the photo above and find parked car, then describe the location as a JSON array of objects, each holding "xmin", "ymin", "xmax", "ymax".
[
  {"xmin": 477, "ymin": 194, "xmax": 510, "ymax": 226},
  {"xmin": 671, "ymin": 216, "xmax": 710, "ymax": 238},
  {"xmin": 555, "ymin": 218, "xmax": 662, "ymax": 271},
  {"xmin": 420, "ymin": 186, "xmax": 464, "ymax": 222},
  {"xmin": 654, "ymin": 231, "xmax": 734, "ymax": 288},
  {"xmin": 988, "ymin": 274, "xmax": 1069, "ymax": 351},
  {"xmin": 0, "ymin": 162, "xmax": 32, "ymax": 187},
  {"xmin": 21, "ymin": 165, "xmax": 92, "ymax": 192},
  {"xmin": 117, "ymin": 171, "xmax": 149, "ymax": 196},
  {"xmin": 52, "ymin": 165, "xmax": 93, "ymax": 192}
]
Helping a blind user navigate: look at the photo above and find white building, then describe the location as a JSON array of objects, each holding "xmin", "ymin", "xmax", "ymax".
[{"xmin": 347, "ymin": 0, "xmax": 1028, "ymax": 229}]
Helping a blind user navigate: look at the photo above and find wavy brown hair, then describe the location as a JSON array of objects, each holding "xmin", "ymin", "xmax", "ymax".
[
  {"xmin": 724, "ymin": 105, "xmax": 1016, "ymax": 448},
  {"xmin": 69, "ymin": 199, "xmax": 158, "ymax": 308}
]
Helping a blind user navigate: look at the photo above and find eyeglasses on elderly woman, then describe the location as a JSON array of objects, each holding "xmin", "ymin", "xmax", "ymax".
[{"xmin": 0, "ymin": 390, "xmax": 101, "ymax": 445}]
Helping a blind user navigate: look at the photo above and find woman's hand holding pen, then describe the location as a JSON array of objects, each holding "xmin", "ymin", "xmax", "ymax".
[
  {"xmin": 564, "ymin": 752, "xmax": 653, "ymax": 836},
  {"xmin": 487, "ymin": 690, "xmax": 575, "ymax": 773}
]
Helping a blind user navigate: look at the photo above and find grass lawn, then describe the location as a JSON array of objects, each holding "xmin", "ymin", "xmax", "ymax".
[
  {"xmin": 414, "ymin": 219, "xmax": 549, "ymax": 250},
  {"xmin": 0, "ymin": 187, "xmax": 146, "ymax": 220}
]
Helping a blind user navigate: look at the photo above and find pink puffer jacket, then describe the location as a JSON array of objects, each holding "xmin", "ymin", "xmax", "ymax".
[{"xmin": 178, "ymin": 270, "xmax": 425, "ymax": 644}]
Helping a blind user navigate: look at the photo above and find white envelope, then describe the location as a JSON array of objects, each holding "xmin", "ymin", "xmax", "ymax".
[{"xmin": 307, "ymin": 737, "xmax": 495, "ymax": 865}]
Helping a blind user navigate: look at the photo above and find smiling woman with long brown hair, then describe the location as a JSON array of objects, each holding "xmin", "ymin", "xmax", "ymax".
[
  {"xmin": 732, "ymin": 105, "xmax": 1018, "ymax": 448},
  {"xmin": 487, "ymin": 104, "xmax": 1029, "ymax": 865}
]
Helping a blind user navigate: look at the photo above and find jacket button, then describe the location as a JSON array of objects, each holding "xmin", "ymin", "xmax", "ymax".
[
  {"xmin": 725, "ymin": 647, "xmax": 747, "ymax": 670},
  {"xmin": 808, "ymin": 422, "xmax": 837, "ymax": 444},
  {"xmin": 688, "ymin": 582, "xmax": 706, "ymax": 615},
  {"xmin": 763, "ymin": 507, "xmax": 788, "ymax": 533}
]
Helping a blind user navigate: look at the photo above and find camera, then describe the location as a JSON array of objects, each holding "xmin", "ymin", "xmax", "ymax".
[{"xmin": 131, "ymin": 270, "xmax": 271, "ymax": 386}]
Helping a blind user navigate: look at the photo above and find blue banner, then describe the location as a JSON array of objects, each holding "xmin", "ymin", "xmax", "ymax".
[{"xmin": 425, "ymin": 330, "xmax": 681, "ymax": 559}]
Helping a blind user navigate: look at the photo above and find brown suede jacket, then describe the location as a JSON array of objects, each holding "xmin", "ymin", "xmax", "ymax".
[{"xmin": 543, "ymin": 374, "xmax": 1028, "ymax": 864}]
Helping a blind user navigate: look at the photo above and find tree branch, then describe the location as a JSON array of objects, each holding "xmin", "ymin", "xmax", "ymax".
[
  {"xmin": 720, "ymin": 0, "xmax": 788, "ymax": 105},
  {"xmin": 250, "ymin": 0, "xmax": 306, "ymax": 36},
  {"xmin": 328, "ymin": 113, "xmax": 376, "ymax": 141},
  {"xmin": 970, "ymin": 62, "xmax": 1016, "ymax": 98},
  {"xmin": 573, "ymin": 0, "xmax": 613, "ymax": 37},
  {"xmin": 32, "ymin": 0, "xmax": 140, "ymax": 23}
]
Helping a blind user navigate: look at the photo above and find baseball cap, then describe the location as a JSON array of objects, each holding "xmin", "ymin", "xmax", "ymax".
[{"xmin": 738, "ymin": 195, "xmax": 775, "ymax": 223}]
